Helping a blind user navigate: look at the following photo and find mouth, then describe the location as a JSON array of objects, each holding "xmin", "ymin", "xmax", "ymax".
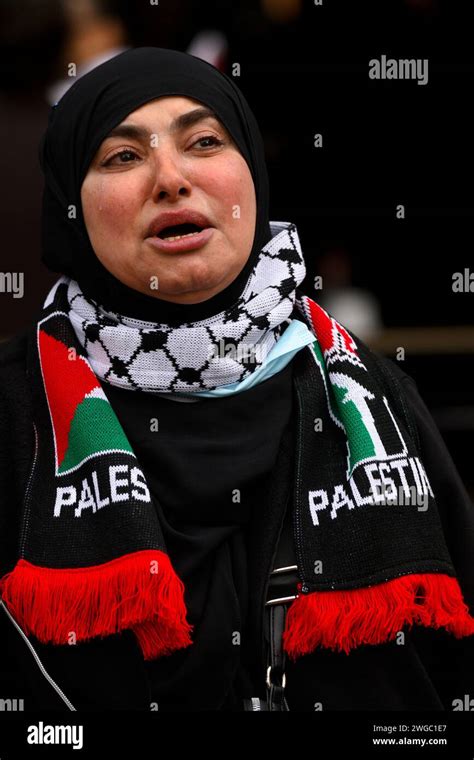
[{"xmin": 145, "ymin": 222, "xmax": 215, "ymax": 253}]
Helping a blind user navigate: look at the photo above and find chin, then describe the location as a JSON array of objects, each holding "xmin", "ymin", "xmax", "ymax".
[
  {"xmin": 163, "ymin": 271, "xmax": 227, "ymax": 299},
  {"xmin": 152, "ymin": 289, "xmax": 217, "ymax": 305}
]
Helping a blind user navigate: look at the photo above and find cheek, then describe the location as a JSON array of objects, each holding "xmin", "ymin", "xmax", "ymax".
[
  {"xmin": 82, "ymin": 177, "xmax": 142, "ymax": 239},
  {"xmin": 200, "ymin": 155, "xmax": 255, "ymax": 211}
]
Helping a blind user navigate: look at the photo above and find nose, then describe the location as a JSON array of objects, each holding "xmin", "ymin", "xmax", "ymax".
[{"xmin": 149, "ymin": 145, "xmax": 192, "ymax": 201}]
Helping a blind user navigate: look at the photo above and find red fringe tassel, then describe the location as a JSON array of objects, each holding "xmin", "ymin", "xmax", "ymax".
[
  {"xmin": 0, "ymin": 550, "xmax": 193, "ymax": 660},
  {"xmin": 283, "ymin": 573, "xmax": 474, "ymax": 660}
]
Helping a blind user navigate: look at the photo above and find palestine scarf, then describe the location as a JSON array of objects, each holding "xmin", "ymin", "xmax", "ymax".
[{"xmin": 1, "ymin": 221, "xmax": 474, "ymax": 658}]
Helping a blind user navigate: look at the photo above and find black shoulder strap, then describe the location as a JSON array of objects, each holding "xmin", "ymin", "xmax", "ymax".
[{"xmin": 263, "ymin": 488, "xmax": 299, "ymax": 710}]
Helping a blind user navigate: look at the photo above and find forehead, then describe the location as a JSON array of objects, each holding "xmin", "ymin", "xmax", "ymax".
[
  {"xmin": 127, "ymin": 95, "xmax": 207, "ymax": 120},
  {"xmin": 105, "ymin": 96, "xmax": 224, "ymax": 137}
]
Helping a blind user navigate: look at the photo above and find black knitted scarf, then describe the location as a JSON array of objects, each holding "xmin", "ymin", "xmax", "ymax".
[{"xmin": 1, "ymin": 225, "xmax": 473, "ymax": 659}]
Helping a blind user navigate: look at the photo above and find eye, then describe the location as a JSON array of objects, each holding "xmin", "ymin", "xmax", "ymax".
[
  {"xmin": 192, "ymin": 135, "xmax": 224, "ymax": 150},
  {"xmin": 102, "ymin": 148, "xmax": 140, "ymax": 166}
]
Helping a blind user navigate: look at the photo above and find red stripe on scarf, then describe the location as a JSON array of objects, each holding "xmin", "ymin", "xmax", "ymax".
[
  {"xmin": 283, "ymin": 573, "xmax": 474, "ymax": 659},
  {"xmin": 0, "ymin": 550, "xmax": 193, "ymax": 660},
  {"xmin": 306, "ymin": 298, "xmax": 358, "ymax": 356}
]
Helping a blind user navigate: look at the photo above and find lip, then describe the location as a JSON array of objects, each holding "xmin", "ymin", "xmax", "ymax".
[
  {"xmin": 146, "ymin": 209, "xmax": 213, "ymax": 238},
  {"xmin": 145, "ymin": 226, "xmax": 214, "ymax": 253}
]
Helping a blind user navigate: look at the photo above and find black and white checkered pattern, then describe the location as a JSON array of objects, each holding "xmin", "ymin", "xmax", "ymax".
[{"xmin": 65, "ymin": 221, "xmax": 306, "ymax": 393}]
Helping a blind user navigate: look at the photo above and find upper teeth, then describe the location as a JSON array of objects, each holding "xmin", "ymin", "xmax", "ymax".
[{"xmin": 162, "ymin": 230, "xmax": 202, "ymax": 242}]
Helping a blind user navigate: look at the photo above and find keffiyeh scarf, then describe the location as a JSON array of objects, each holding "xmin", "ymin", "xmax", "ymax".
[{"xmin": 67, "ymin": 221, "xmax": 305, "ymax": 394}]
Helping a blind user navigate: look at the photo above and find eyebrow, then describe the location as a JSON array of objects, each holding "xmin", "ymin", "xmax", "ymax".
[{"xmin": 103, "ymin": 107, "xmax": 222, "ymax": 143}]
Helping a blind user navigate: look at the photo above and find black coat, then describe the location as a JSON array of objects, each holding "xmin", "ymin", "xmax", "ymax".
[{"xmin": 1, "ymin": 324, "xmax": 473, "ymax": 712}]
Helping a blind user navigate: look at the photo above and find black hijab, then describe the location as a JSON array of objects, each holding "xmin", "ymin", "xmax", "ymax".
[{"xmin": 38, "ymin": 46, "xmax": 272, "ymax": 325}]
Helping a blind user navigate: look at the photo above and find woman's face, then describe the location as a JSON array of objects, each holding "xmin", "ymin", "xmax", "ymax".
[{"xmin": 80, "ymin": 96, "xmax": 257, "ymax": 305}]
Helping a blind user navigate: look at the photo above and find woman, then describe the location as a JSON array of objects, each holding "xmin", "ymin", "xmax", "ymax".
[{"xmin": 0, "ymin": 47, "xmax": 473, "ymax": 712}]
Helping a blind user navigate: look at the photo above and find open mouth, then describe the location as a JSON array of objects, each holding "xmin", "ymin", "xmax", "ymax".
[{"xmin": 156, "ymin": 222, "xmax": 206, "ymax": 241}]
